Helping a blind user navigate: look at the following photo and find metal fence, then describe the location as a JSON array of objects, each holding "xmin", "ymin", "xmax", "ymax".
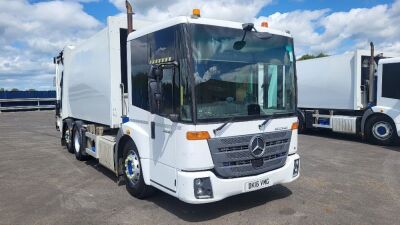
[{"xmin": 0, "ymin": 91, "xmax": 56, "ymax": 112}]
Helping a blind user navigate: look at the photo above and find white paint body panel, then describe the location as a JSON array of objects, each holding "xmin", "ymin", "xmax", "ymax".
[
  {"xmin": 297, "ymin": 51, "xmax": 361, "ymax": 110},
  {"xmin": 127, "ymin": 16, "xmax": 292, "ymax": 42},
  {"xmin": 97, "ymin": 135, "xmax": 116, "ymax": 172},
  {"xmin": 297, "ymin": 50, "xmax": 398, "ymax": 111},
  {"xmin": 331, "ymin": 116, "xmax": 357, "ymax": 134},
  {"xmin": 122, "ymin": 116, "xmax": 299, "ymax": 201},
  {"xmin": 176, "ymin": 153, "xmax": 300, "ymax": 204},
  {"xmin": 61, "ymin": 16, "xmax": 151, "ymax": 127}
]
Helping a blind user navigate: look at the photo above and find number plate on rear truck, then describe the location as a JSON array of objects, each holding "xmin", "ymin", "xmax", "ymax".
[{"xmin": 244, "ymin": 178, "xmax": 271, "ymax": 192}]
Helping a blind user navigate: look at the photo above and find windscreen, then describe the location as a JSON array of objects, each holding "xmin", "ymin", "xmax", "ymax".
[{"xmin": 191, "ymin": 24, "xmax": 296, "ymax": 121}]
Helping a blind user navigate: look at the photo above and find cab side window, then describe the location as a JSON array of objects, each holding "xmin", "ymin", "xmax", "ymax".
[
  {"xmin": 131, "ymin": 36, "xmax": 150, "ymax": 110},
  {"xmin": 149, "ymin": 26, "xmax": 179, "ymax": 117},
  {"xmin": 382, "ymin": 63, "xmax": 400, "ymax": 99}
]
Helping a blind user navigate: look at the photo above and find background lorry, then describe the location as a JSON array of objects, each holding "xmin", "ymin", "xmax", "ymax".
[
  {"xmin": 297, "ymin": 44, "xmax": 400, "ymax": 145},
  {"xmin": 54, "ymin": 2, "xmax": 300, "ymax": 204}
]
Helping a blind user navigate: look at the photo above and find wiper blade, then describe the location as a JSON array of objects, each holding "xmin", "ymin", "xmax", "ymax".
[
  {"xmin": 213, "ymin": 117, "xmax": 234, "ymax": 135},
  {"xmin": 258, "ymin": 112, "xmax": 293, "ymax": 129}
]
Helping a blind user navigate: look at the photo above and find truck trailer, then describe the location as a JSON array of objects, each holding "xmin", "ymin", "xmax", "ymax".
[
  {"xmin": 297, "ymin": 45, "xmax": 400, "ymax": 146},
  {"xmin": 54, "ymin": 3, "xmax": 300, "ymax": 204}
]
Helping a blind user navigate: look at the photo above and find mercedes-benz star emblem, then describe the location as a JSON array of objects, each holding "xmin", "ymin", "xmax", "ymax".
[{"xmin": 249, "ymin": 136, "xmax": 265, "ymax": 158}]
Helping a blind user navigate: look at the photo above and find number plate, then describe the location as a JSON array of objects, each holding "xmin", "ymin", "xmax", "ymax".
[{"xmin": 244, "ymin": 178, "xmax": 271, "ymax": 192}]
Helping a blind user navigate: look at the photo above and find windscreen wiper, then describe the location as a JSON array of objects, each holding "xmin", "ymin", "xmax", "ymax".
[
  {"xmin": 213, "ymin": 117, "xmax": 235, "ymax": 135},
  {"xmin": 258, "ymin": 112, "xmax": 293, "ymax": 129}
]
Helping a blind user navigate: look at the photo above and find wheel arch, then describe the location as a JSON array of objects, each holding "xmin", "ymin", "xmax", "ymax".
[
  {"xmin": 61, "ymin": 118, "xmax": 74, "ymax": 143},
  {"xmin": 362, "ymin": 110, "xmax": 395, "ymax": 136},
  {"xmin": 296, "ymin": 109, "xmax": 306, "ymax": 132},
  {"xmin": 115, "ymin": 134, "xmax": 135, "ymax": 175},
  {"xmin": 115, "ymin": 132, "xmax": 151, "ymax": 185}
]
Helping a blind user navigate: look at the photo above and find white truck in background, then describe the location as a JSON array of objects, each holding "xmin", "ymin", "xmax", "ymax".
[
  {"xmin": 53, "ymin": 2, "xmax": 300, "ymax": 204},
  {"xmin": 297, "ymin": 43, "xmax": 400, "ymax": 145}
]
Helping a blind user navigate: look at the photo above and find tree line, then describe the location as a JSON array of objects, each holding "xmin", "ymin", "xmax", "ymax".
[
  {"xmin": 298, "ymin": 53, "xmax": 329, "ymax": 61},
  {"xmin": 0, "ymin": 88, "xmax": 37, "ymax": 92}
]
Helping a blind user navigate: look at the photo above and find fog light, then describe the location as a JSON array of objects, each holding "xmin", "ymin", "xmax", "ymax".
[
  {"xmin": 293, "ymin": 159, "xmax": 300, "ymax": 177},
  {"xmin": 194, "ymin": 177, "xmax": 213, "ymax": 199}
]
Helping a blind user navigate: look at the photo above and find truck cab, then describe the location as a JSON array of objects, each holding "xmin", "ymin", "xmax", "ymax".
[
  {"xmin": 120, "ymin": 16, "xmax": 300, "ymax": 203},
  {"xmin": 370, "ymin": 57, "xmax": 400, "ymax": 143}
]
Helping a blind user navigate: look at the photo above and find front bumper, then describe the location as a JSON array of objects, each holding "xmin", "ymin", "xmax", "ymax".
[{"xmin": 176, "ymin": 153, "xmax": 300, "ymax": 204}]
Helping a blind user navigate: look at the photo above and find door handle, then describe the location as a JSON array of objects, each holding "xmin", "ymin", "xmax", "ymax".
[{"xmin": 163, "ymin": 129, "xmax": 172, "ymax": 134}]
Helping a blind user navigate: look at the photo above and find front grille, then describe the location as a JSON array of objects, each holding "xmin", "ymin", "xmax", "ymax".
[{"xmin": 208, "ymin": 131, "xmax": 291, "ymax": 178}]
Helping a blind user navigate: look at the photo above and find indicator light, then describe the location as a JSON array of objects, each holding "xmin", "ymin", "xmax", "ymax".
[{"xmin": 186, "ymin": 131, "xmax": 210, "ymax": 140}]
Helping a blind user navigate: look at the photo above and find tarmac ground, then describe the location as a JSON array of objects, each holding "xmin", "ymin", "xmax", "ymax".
[{"xmin": 0, "ymin": 111, "xmax": 399, "ymax": 225}]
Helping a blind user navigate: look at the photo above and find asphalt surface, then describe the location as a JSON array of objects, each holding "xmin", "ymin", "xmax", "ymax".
[{"xmin": 0, "ymin": 111, "xmax": 399, "ymax": 225}]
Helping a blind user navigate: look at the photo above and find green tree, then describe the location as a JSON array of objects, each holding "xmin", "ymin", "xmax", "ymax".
[
  {"xmin": 27, "ymin": 88, "xmax": 36, "ymax": 91},
  {"xmin": 0, "ymin": 88, "xmax": 4, "ymax": 92},
  {"xmin": 298, "ymin": 53, "xmax": 329, "ymax": 61},
  {"xmin": 11, "ymin": 88, "xmax": 19, "ymax": 91}
]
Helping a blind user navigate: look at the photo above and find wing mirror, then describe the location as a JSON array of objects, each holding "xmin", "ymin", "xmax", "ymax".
[{"xmin": 150, "ymin": 67, "xmax": 163, "ymax": 81}]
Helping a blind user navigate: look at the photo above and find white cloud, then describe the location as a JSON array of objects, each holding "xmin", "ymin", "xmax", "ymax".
[
  {"xmin": 111, "ymin": 0, "xmax": 271, "ymax": 22},
  {"xmin": 255, "ymin": 0, "xmax": 400, "ymax": 56},
  {"xmin": 0, "ymin": 0, "xmax": 102, "ymax": 90}
]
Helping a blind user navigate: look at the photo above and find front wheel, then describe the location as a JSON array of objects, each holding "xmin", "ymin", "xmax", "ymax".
[
  {"xmin": 122, "ymin": 142, "xmax": 154, "ymax": 199},
  {"xmin": 365, "ymin": 115, "xmax": 397, "ymax": 146}
]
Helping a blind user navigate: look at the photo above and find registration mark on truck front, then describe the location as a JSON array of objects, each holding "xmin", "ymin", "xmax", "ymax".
[{"xmin": 244, "ymin": 178, "xmax": 271, "ymax": 192}]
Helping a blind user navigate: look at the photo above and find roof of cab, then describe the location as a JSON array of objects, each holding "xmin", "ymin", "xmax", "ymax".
[
  {"xmin": 379, "ymin": 57, "xmax": 400, "ymax": 64},
  {"xmin": 127, "ymin": 16, "xmax": 292, "ymax": 41}
]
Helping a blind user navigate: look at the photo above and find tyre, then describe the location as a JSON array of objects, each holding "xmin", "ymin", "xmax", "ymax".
[
  {"xmin": 298, "ymin": 115, "xmax": 306, "ymax": 134},
  {"xmin": 365, "ymin": 115, "xmax": 397, "ymax": 146},
  {"xmin": 64, "ymin": 121, "xmax": 74, "ymax": 153},
  {"xmin": 122, "ymin": 142, "xmax": 154, "ymax": 199},
  {"xmin": 72, "ymin": 122, "xmax": 89, "ymax": 161}
]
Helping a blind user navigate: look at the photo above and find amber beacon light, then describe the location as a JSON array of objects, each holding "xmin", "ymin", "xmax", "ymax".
[
  {"xmin": 261, "ymin": 21, "xmax": 269, "ymax": 28},
  {"xmin": 192, "ymin": 8, "xmax": 201, "ymax": 18}
]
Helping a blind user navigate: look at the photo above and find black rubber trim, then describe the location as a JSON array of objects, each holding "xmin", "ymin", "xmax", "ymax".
[
  {"xmin": 361, "ymin": 108, "xmax": 374, "ymax": 136},
  {"xmin": 150, "ymin": 179, "xmax": 176, "ymax": 193}
]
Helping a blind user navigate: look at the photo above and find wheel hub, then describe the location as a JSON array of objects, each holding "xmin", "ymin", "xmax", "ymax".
[
  {"xmin": 124, "ymin": 151, "xmax": 140, "ymax": 185},
  {"xmin": 65, "ymin": 129, "xmax": 71, "ymax": 145},
  {"xmin": 74, "ymin": 131, "xmax": 80, "ymax": 153},
  {"xmin": 372, "ymin": 121, "xmax": 393, "ymax": 141}
]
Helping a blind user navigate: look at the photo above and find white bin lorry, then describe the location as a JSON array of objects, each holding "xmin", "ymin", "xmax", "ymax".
[
  {"xmin": 54, "ymin": 3, "xmax": 300, "ymax": 204},
  {"xmin": 297, "ymin": 43, "xmax": 400, "ymax": 146}
]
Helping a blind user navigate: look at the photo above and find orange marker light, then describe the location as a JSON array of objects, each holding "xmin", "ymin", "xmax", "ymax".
[
  {"xmin": 187, "ymin": 131, "xmax": 210, "ymax": 140},
  {"xmin": 193, "ymin": 8, "xmax": 201, "ymax": 17},
  {"xmin": 261, "ymin": 21, "xmax": 269, "ymax": 28},
  {"xmin": 291, "ymin": 122, "xmax": 299, "ymax": 130}
]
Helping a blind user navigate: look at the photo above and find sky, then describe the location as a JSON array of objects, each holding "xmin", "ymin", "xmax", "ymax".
[{"xmin": 0, "ymin": 0, "xmax": 399, "ymax": 90}]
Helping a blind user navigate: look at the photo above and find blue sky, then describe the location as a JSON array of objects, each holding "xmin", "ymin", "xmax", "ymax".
[
  {"xmin": 259, "ymin": 0, "xmax": 393, "ymax": 15},
  {"xmin": 1, "ymin": 0, "xmax": 399, "ymax": 90}
]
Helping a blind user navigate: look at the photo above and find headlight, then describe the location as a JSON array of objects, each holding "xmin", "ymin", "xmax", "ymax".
[{"xmin": 193, "ymin": 177, "xmax": 213, "ymax": 199}]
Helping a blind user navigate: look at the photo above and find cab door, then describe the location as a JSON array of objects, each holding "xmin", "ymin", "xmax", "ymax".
[{"xmin": 149, "ymin": 67, "xmax": 179, "ymax": 193}]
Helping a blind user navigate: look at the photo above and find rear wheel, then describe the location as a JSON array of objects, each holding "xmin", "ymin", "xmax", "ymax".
[
  {"xmin": 72, "ymin": 122, "xmax": 89, "ymax": 161},
  {"xmin": 64, "ymin": 121, "xmax": 74, "ymax": 153},
  {"xmin": 122, "ymin": 142, "xmax": 154, "ymax": 199},
  {"xmin": 365, "ymin": 115, "xmax": 397, "ymax": 146}
]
